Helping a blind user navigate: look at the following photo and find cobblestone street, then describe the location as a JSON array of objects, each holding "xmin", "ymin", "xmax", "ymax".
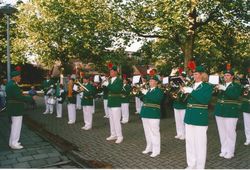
[{"xmin": 18, "ymin": 96, "xmax": 250, "ymax": 169}]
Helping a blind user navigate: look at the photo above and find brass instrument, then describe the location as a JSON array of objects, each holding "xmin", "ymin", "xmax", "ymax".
[
  {"xmin": 243, "ymin": 85, "xmax": 250, "ymax": 96},
  {"xmin": 131, "ymin": 83, "xmax": 149, "ymax": 95},
  {"xmin": 74, "ymin": 79, "xmax": 89, "ymax": 93},
  {"xmin": 101, "ymin": 76, "xmax": 110, "ymax": 87}
]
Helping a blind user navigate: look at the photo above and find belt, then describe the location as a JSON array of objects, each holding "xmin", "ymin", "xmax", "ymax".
[
  {"xmin": 7, "ymin": 100, "xmax": 25, "ymax": 104},
  {"xmin": 187, "ymin": 103, "xmax": 208, "ymax": 109},
  {"xmin": 241, "ymin": 98, "xmax": 250, "ymax": 103},
  {"xmin": 143, "ymin": 103, "xmax": 160, "ymax": 109},
  {"xmin": 108, "ymin": 94, "xmax": 121, "ymax": 97},
  {"xmin": 217, "ymin": 99, "xmax": 241, "ymax": 105},
  {"xmin": 84, "ymin": 96, "xmax": 93, "ymax": 99}
]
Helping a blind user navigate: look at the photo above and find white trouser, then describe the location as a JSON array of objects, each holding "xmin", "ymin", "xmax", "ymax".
[
  {"xmin": 243, "ymin": 112, "xmax": 250, "ymax": 143},
  {"xmin": 9, "ymin": 116, "xmax": 23, "ymax": 146},
  {"xmin": 76, "ymin": 94, "xmax": 81, "ymax": 110},
  {"xmin": 121, "ymin": 103, "xmax": 129, "ymax": 122},
  {"xmin": 67, "ymin": 104, "xmax": 76, "ymax": 123},
  {"xmin": 185, "ymin": 124, "xmax": 208, "ymax": 169},
  {"xmin": 174, "ymin": 109, "xmax": 186, "ymax": 138},
  {"xmin": 135, "ymin": 97, "xmax": 143, "ymax": 113},
  {"xmin": 103, "ymin": 99, "xmax": 109, "ymax": 117},
  {"xmin": 83, "ymin": 106, "xmax": 94, "ymax": 128},
  {"xmin": 56, "ymin": 102, "xmax": 62, "ymax": 117},
  {"xmin": 108, "ymin": 107, "xmax": 123, "ymax": 138},
  {"xmin": 44, "ymin": 95, "xmax": 49, "ymax": 112},
  {"xmin": 216, "ymin": 116, "xmax": 238, "ymax": 156},
  {"xmin": 48, "ymin": 104, "xmax": 54, "ymax": 113},
  {"xmin": 142, "ymin": 118, "xmax": 161, "ymax": 155}
]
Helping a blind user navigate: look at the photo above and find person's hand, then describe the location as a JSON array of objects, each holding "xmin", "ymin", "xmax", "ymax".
[
  {"xmin": 218, "ymin": 84, "xmax": 226, "ymax": 91},
  {"xmin": 183, "ymin": 87, "xmax": 193, "ymax": 94},
  {"xmin": 102, "ymin": 81, "xmax": 109, "ymax": 87},
  {"xmin": 141, "ymin": 89, "xmax": 148, "ymax": 95}
]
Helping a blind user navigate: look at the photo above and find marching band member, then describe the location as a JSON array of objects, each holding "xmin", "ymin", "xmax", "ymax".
[
  {"xmin": 56, "ymin": 84, "xmax": 66, "ymax": 118},
  {"xmin": 46, "ymin": 83, "xmax": 56, "ymax": 114},
  {"xmin": 105, "ymin": 65, "xmax": 124, "ymax": 144},
  {"xmin": 214, "ymin": 69, "xmax": 242, "ymax": 159},
  {"xmin": 242, "ymin": 72, "xmax": 250, "ymax": 146},
  {"xmin": 81, "ymin": 74, "xmax": 96, "ymax": 130},
  {"xmin": 135, "ymin": 76, "xmax": 147, "ymax": 114},
  {"xmin": 6, "ymin": 71, "xmax": 36, "ymax": 149},
  {"xmin": 140, "ymin": 75, "xmax": 164, "ymax": 158},
  {"xmin": 173, "ymin": 72, "xmax": 187, "ymax": 140},
  {"xmin": 67, "ymin": 75, "xmax": 77, "ymax": 124},
  {"xmin": 42, "ymin": 75, "xmax": 53, "ymax": 114},
  {"xmin": 182, "ymin": 66, "xmax": 213, "ymax": 169},
  {"xmin": 242, "ymin": 75, "xmax": 250, "ymax": 146},
  {"xmin": 121, "ymin": 75, "xmax": 132, "ymax": 124}
]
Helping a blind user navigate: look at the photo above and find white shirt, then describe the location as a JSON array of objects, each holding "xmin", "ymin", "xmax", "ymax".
[
  {"xmin": 193, "ymin": 82, "xmax": 202, "ymax": 90},
  {"xmin": 111, "ymin": 77, "xmax": 117, "ymax": 84},
  {"xmin": 226, "ymin": 82, "xmax": 232, "ymax": 88}
]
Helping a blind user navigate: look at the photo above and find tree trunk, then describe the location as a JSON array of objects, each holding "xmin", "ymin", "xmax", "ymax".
[{"xmin": 183, "ymin": 33, "xmax": 194, "ymax": 71}]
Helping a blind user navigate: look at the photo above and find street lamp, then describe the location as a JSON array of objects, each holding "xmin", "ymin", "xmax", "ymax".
[{"xmin": 0, "ymin": 4, "xmax": 17, "ymax": 81}]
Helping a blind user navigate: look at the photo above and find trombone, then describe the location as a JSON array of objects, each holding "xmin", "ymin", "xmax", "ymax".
[{"xmin": 74, "ymin": 79, "xmax": 89, "ymax": 92}]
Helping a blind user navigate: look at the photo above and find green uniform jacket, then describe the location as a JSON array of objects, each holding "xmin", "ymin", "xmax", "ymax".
[
  {"xmin": 107, "ymin": 77, "xmax": 123, "ymax": 107},
  {"xmin": 184, "ymin": 82, "xmax": 213, "ymax": 126},
  {"xmin": 173, "ymin": 100, "xmax": 187, "ymax": 109},
  {"xmin": 241, "ymin": 91, "xmax": 250, "ymax": 113},
  {"xmin": 81, "ymin": 83, "xmax": 96, "ymax": 106},
  {"xmin": 6, "ymin": 80, "xmax": 33, "ymax": 116},
  {"xmin": 57, "ymin": 89, "xmax": 66, "ymax": 104},
  {"xmin": 214, "ymin": 82, "xmax": 242, "ymax": 118},
  {"xmin": 121, "ymin": 84, "xmax": 132, "ymax": 103},
  {"xmin": 140, "ymin": 87, "xmax": 164, "ymax": 119},
  {"xmin": 42, "ymin": 79, "xmax": 53, "ymax": 95}
]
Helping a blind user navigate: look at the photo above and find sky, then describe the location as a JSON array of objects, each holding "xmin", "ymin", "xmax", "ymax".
[{"xmin": 1, "ymin": 0, "xmax": 29, "ymax": 5}]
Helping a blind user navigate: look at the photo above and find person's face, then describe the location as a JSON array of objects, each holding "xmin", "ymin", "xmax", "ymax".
[
  {"xmin": 110, "ymin": 70, "xmax": 117, "ymax": 77},
  {"xmin": 193, "ymin": 72, "xmax": 202, "ymax": 82},
  {"xmin": 83, "ymin": 78, "xmax": 89, "ymax": 83},
  {"xmin": 14, "ymin": 75, "xmax": 21, "ymax": 83},
  {"xmin": 149, "ymin": 79, "xmax": 157, "ymax": 88},
  {"xmin": 224, "ymin": 73, "xmax": 233, "ymax": 83}
]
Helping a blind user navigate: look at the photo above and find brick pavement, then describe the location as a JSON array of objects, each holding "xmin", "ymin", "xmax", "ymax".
[
  {"xmin": 0, "ymin": 112, "xmax": 79, "ymax": 168},
  {"xmin": 6, "ymin": 96, "xmax": 250, "ymax": 168}
]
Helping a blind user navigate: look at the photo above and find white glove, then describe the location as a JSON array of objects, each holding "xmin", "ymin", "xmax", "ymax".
[
  {"xmin": 102, "ymin": 81, "xmax": 109, "ymax": 87},
  {"xmin": 57, "ymin": 97, "xmax": 62, "ymax": 101},
  {"xmin": 183, "ymin": 87, "xmax": 193, "ymax": 94},
  {"xmin": 141, "ymin": 89, "xmax": 148, "ymax": 95},
  {"xmin": 218, "ymin": 84, "xmax": 226, "ymax": 91}
]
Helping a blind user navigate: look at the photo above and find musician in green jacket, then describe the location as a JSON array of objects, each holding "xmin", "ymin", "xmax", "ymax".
[
  {"xmin": 41, "ymin": 75, "xmax": 54, "ymax": 114},
  {"xmin": 105, "ymin": 65, "xmax": 124, "ymax": 144},
  {"xmin": 6, "ymin": 71, "xmax": 35, "ymax": 149},
  {"xmin": 81, "ymin": 74, "xmax": 96, "ymax": 130},
  {"xmin": 182, "ymin": 66, "xmax": 213, "ymax": 169},
  {"xmin": 140, "ymin": 75, "xmax": 164, "ymax": 158},
  {"xmin": 242, "ymin": 74, "xmax": 250, "ymax": 146},
  {"xmin": 121, "ymin": 76, "xmax": 132, "ymax": 124},
  {"xmin": 214, "ymin": 69, "xmax": 242, "ymax": 159}
]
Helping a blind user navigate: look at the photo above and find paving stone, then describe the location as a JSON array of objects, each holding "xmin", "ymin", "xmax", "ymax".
[
  {"xmin": 6, "ymin": 152, "xmax": 22, "ymax": 159},
  {"xmin": 29, "ymin": 159, "xmax": 47, "ymax": 168},
  {"xmin": 13, "ymin": 162, "xmax": 31, "ymax": 168},
  {"xmin": 17, "ymin": 156, "xmax": 34, "ymax": 162},
  {"xmin": 33, "ymin": 153, "xmax": 49, "ymax": 159},
  {"xmin": 0, "ymin": 158, "xmax": 18, "ymax": 166}
]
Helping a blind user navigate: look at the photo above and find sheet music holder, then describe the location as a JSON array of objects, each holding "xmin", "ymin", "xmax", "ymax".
[{"xmin": 170, "ymin": 77, "xmax": 184, "ymax": 86}]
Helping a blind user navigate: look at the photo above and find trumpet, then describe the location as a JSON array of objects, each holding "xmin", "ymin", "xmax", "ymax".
[
  {"xmin": 74, "ymin": 79, "xmax": 89, "ymax": 92},
  {"xmin": 131, "ymin": 83, "xmax": 149, "ymax": 95},
  {"xmin": 101, "ymin": 76, "xmax": 110, "ymax": 87}
]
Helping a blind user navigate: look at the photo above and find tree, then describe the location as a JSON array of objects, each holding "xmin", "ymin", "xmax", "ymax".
[
  {"xmin": 13, "ymin": 0, "xmax": 121, "ymax": 68},
  {"xmin": 110, "ymin": 0, "xmax": 249, "ymax": 71}
]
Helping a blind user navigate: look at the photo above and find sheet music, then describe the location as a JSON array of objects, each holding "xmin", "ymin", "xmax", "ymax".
[
  {"xmin": 94, "ymin": 75, "xmax": 100, "ymax": 82},
  {"xmin": 73, "ymin": 84, "xmax": 78, "ymax": 91},
  {"xmin": 209, "ymin": 75, "xmax": 219, "ymax": 85},
  {"xmin": 132, "ymin": 75, "xmax": 141, "ymax": 85},
  {"xmin": 162, "ymin": 77, "xmax": 169, "ymax": 84}
]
